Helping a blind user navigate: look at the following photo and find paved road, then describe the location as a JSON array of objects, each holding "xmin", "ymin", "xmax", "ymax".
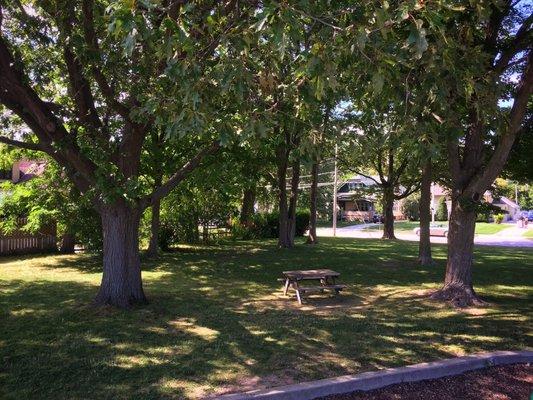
[{"xmin": 316, "ymin": 224, "xmax": 533, "ymax": 248}]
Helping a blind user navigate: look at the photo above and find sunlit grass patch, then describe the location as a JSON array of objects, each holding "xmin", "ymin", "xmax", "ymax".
[
  {"xmin": 475, "ymin": 223, "xmax": 512, "ymax": 235},
  {"xmin": 0, "ymin": 237, "xmax": 531, "ymax": 399}
]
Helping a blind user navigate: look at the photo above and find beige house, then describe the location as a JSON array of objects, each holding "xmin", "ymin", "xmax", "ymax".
[
  {"xmin": 429, "ymin": 184, "xmax": 521, "ymax": 222},
  {"xmin": 336, "ymin": 175, "xmax": 405, "ymax": 222},
  {"xmin": 484, "ymin": 192, "xmax": 521, "ymax": 221}
]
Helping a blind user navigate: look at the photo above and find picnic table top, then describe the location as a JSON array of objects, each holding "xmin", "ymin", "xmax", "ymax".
[{"xmin": 282, "ymin": 269, "xmax": 340, "ymax": 279}]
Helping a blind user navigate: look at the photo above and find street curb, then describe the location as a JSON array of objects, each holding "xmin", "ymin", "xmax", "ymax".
[{"xmin": 216, "ymin": 350, "xmax": 533, "ymax": 400}]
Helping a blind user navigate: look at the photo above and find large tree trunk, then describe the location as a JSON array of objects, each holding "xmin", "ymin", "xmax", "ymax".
[
  {"xmin": 431, "ymin": 198, "xmax": 483, "ymax": 307},
  {"xmin": 382, "ymin": 186, "xmax": 396, "ymax": 239},
  {"xmin": 286, "ymin": 158, "xmax": 301, "ymax": 247},
  {"xmin": 59, "ymin": 233, "xmax": 76, "ymax": 254},
  {"xmin": 94, "ymin": 202, "xmax": 147, "ymax": 308},
  {"xmin": 240, "ymin": 187, "xmax": 256, "ymax": 226},
  {"xmin": 276, "ymin": 145, "xmax": 290, "ymax": 248},
  {"xmin": 418, "ymin": 160, "xmax": 433, "ymax": 265},
  {"xmin": 307, "ymin": 161, "xmax": 319, "ymax": 244},
  {"xmin": 146, "ymin": 199, "xmax": 160, "ymax": 257}
]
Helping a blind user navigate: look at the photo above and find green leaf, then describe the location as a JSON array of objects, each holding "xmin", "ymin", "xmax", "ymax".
[
  {"xmin": 372, "ymin": 72, "xmax": 384, "ymax": 94},
  {"xmin": 356, "ymin": 29, "xmax": 367, "ymax": 50}
]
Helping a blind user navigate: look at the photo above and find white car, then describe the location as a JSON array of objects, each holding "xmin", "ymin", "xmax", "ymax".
[{"xmin": 414, "ymin": 224, "xmax": 448, "ymax": 237}]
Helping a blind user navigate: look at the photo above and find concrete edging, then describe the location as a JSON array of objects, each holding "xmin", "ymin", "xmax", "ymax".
[{"xmin": 216, "ymin": 350, "xmax": 533, "ymax": 400}]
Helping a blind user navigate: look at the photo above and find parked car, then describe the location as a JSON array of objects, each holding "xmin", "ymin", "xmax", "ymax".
[
  {"xmin": 372, "ymin": 214, "xmax": 384, "ymax": 223},
  {"xmin": 414, "ymin": 223, "xmax": 448, "ymax": 237},
  {"xmin": 528, "ymin": 210, "xmax": 533, "ymax": 222}
]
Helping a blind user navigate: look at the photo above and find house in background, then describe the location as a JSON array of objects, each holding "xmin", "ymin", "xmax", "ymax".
[
  {"xmin": 0, "ymin": 159, "xmax": 56, "ymax": 255},
  {"xmin": 484, "ymin": 192, "xmax": 521, "ymax": 221},
  {"xmin": 0, "ymin": 159, "xmax": 46, "ymax": 184},
  {"xmin": 429, "ymin": 183, "xmax": 521, "ymax": 222},
  {"xmin": 336, "ymin": 175, "xmax": 405, "ymax": 221},
  {"xmin": 430, "ymin": 183, "xmax": 452, "ymax": 221}
]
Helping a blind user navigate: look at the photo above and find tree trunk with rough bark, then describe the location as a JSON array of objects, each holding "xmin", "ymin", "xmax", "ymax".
[
  {"xmin": 146, "ymin": 199, "xmax": 160, "ymax": 257},
  {"xmin": 382, "ymin": 186, "xmax": 396, "ymax": 239},
  {"xmin": 276, "ymin": 144, "xmax": 291, "ymax": 248},
  {"xmin": 59, "ymin": 233, "xmax": 76, "ymax": 254},
  {"xmin": 286, "ymin": 158, "xmax": 301, "ymax": 247},
  {"xmin": 307, "ymin": 162, "xmax": 319, "ymax": 244},
  {"xmin": 418, "ymin": 160, "xmax": 433, "ymax": 265},
  {"xmin": 431, "ymin": 198, "xmax": 483, "ymax": 307},
  {"xmin": 202, "ymin": 222, "xmax": 209, "ymax": 243},
  {"xmin": 94, "ymin": 202, "xmax": 147, "ymax": 308},
  {"xmin": 240, "ymin": 188, "xmax": 256, "ymax": 226}
]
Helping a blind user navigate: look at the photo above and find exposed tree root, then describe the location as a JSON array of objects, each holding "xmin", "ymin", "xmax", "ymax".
[
  {"xmin": 430, "ymin": 284, "xmax": 487, "ymax": 308},
  {"xmin": 381, "ymin": 235, "xmax": 397, "ymax": 240}
]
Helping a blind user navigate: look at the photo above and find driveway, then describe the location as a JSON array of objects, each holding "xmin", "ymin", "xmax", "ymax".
[{"xmin": 316, "ymin": 224, "xmax": 533, "ymax": 248}]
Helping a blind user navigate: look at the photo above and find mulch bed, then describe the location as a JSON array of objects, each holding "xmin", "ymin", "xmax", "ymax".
[{"xmin": 316, "ymin": 363, "xmax": 532, "ymax": 400}]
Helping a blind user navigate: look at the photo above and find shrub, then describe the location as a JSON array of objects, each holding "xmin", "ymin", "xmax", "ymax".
[
  {"xmin": 476, "ymin": 202, "xmax": 507, "ymax": 223},
  {"xmin": 494, "ymin": 213, "xmax": 505, "ymax": 224},
  {"xmin": 231, "ymin": 210, "xmax": 310, "ymax": 239},
  {"xmin": 401, "ymin": 196, "xmax": 420, "ymax": 221},
  {"xmin": 436, "ymin": 198, "xmax": 448, "ymax": 221},
  {"xmin": 295, "ymin": 209, "xmax": 311, "ymax": 236}
]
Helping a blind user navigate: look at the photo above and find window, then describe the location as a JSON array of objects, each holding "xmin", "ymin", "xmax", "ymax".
[{"xmin": 356, "ymin": 200, "xmax": 372, "ymax": 211}]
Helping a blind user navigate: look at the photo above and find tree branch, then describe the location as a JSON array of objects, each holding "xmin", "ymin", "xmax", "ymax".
[
  {"xmin": 493, "ymin": 13, "xmax": 533, "ymax": 74},
  {"xmin": 142, "ymin": 141, "xmax": 221, "ymax": 208},
  {"xmin": 395, "ymin": 182, "xmax": 421, "ymax": 200},
  {"xmin": 81, "ymin": 0, "xmax": 130, "ymax": 119},
  {"xmin": 336, "ymin": 157, "xmax": 382, "ymax": 185},
  {"xmin": 469, "ymin": 51, "xmax": 533, "ymax": 195},
  {"xmin": 0, "ymin": 35, "xmax": 98, "ymax": 186},
  {"xmin": 0, "ymin": 136, "xmax": 44, "ymax": 152}
]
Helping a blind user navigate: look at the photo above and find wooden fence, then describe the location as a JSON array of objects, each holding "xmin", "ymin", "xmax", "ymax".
[{"xmin": 0, "ymin": 218, "xmax": 57, "ymax": 256}]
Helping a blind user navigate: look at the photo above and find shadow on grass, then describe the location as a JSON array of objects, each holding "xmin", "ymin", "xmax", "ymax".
[{"xmin": 1, "ymin": 237, "xmax": 531, "ymax": 399}]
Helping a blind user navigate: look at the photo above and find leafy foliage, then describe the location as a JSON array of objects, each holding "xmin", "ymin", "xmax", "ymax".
[
  {"xmin": 232, "ymin": 210, "xmax": 310, "ymax": 240},
  {"xmin": 402, "ymin": 195, "xmax": 420, "ymax": 221},
  {"xmin": 436, "ymin": 197, "xmax": 448, "ymax": 222}
]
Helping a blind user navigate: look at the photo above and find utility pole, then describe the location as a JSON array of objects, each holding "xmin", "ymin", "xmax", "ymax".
[
  {"xmin": 333, "ymin": 144, "xmax": 338, "ymax": 237},
  {"xmin": 430, "ymin": 182, "xmax": 435, "ymax": 223}
]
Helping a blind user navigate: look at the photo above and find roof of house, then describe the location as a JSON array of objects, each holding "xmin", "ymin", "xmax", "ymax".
[
  {"xmin": 337, "ymin": 193, "xmax": 374, "ymax": 201},
  {"xmin": 493, "ymin": 196, "xmax": 520, "ymax": 209},
  {"xmin": 17, "ymin": 160, "xmax": 46, "ymax": 183}
]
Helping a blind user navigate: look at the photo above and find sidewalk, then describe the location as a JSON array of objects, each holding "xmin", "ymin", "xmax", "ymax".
[{"xmin": 316, "ymin": 224, "xmax": 533, "ymax": 248}]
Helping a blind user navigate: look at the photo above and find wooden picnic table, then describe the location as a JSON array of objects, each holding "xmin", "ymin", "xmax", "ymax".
[{"xmin": 281, "ymin": 269, "xmax": 346, "ymax": 305}]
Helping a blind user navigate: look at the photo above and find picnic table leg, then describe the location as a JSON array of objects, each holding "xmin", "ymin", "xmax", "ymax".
[
  {"xmin": 295, "ymin": 288, "xmax": 303, "ymax": 305},
  {"xmin": 331, "ymin": 277, "xmax": 341, "ymax": 294},
  {"xmin": 283, "ymin": 278, "xmax": 291, "ymax": 296},
  {"xmin": 293, "ymin": 280, "xmax": 303, "ymax": 305},
  {"xmin": 319, "ymin": 278, "xmax": 326, "ymax": 292}
]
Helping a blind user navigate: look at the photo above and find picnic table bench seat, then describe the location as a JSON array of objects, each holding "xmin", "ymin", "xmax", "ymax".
[
  {"xmin": 297, "ymin": 284, "xmax": 347, "ymax": 293},
  {"xmin": 280, "ymin": 269, "xmax": 346, "ymax": 304}
]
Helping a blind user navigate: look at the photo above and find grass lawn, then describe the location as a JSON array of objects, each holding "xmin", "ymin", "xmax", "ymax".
[
  {"xmin": 523, "ymin": 229, "xmax": 533, "ymax": 238},
  {"xmin": 1, "ymin": 238, "xmax": 532, "ymax": 399},
  {"xmin": 474, "ymin": 223, "xmax": 512, "ymax": 235}
]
